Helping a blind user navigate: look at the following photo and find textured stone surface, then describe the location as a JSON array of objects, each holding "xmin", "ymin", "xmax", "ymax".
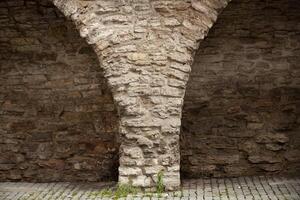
[
  {"xmin": 0, "ymin": 0, "xmax": 232, "ymax": 190},
  {"xmin": 1, "ymin": 0, "xmax": 299, "ymax": 191},
  {"xmin": 0, "ymin": 0, "xmax": 119, "ymax": 182},
  {"xmin": 1, "ymin": 175, "xmax": 300, "ymax": 200},
  {"xmin": 181, "ymin": 0, "xmax": 300, "ymax": 178},
  {"xmin": 51, "ymin": 0, "xmax": 231, "ymax": 190}
]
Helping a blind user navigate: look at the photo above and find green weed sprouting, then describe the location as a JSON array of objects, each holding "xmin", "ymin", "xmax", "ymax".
[{"xmin": 156, "ymin": 170, "xmax": 165, "ymax": 194}]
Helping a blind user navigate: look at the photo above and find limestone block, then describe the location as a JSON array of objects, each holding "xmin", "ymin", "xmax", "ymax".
[
  {"xmin": 164, "ymin": 18, "xmax": 181, "ymax": 26},
  {"xmin": 119, "ymin": 175, "xmax": 130, "ymax": 184},
  {"xmin": 137, "ymin": 136, "xmax": 154, "ymax": 148},
  {"xmin": 53, "ymin": 0, "xmax": 79, "ymax": 17},
  {"xmin": 258, "ymin": 164, "xmax": 283, "ymax": 172},
  {"xmin": 119, "ymin": 167, "xmax": 142, "ymax": 176},
  {"xmin": 239, "ymin": 141, "xmax": 260, "ymax": 154},
  {"xmin": 255, "ymin": 133, "xmax": 289, "ymax": 144},
  {"xmin": 144, "ymin": 166, "xmax": 164, "ymax": 174},
  {"xmin": 265, "ymin": 143, "xmax": 285, "ymax": 151},
  {"xmin": 284, "ymin": 150, "xmax": 300, "ymax": 162},
  {"xmin": 143, "ymin": 158, "xmax": 159, "ymax": 166},
  {"xmin": 127, "ymin": 53, "xmax": 150, "ymax": 65},
  {"xmin": 247, "ymin": 122, "xmax": 264, "ymax": 130},
  {"xmin": 120, "ymin": 156, "xmax": 145, "ymax": 166},
  {"xmin": 131, "ymin": 175, "xmax": 152, "ymax": 187},
  {"xmin": 248, "ymin": 154, "xmax": 282, "ymax": 164},
  {"xmin": 168, "ymin": 52, "xmax": 192, "ymax": 64},
  {"xmin": 162, "ymin": 174, "xmax": 181, "ymax": 191},
  {"xmin": 167, "ymin": 165, "xmax": 180, "ymax": 172},
  {"xmin": 123, "ymin": 147, "xmax": 144, "ymax": 159},
  {"xmin": 0, "ymin": 164, "xmax": 15, "ymax": 170}
]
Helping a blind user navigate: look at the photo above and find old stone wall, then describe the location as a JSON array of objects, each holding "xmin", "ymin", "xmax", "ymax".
[
  {"xmin": 2, "ymin": 0, "xmax": 298, "ymax": 185},
  {"xmin": 52, "ymin": 0, "xmax": 230, "ymax": 190},
  {"xmin": 182, "ymin": 0, "xmax": 300, "ymax": 178},
  {"xmin": 0, "ymin": 1, "xmax": 119, "ymax": 182}
]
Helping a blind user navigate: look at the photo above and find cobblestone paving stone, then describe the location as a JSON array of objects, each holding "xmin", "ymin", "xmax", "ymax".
[{"xmin": 0, "ymin": 176, "xmax": 299, "ymax": 200}]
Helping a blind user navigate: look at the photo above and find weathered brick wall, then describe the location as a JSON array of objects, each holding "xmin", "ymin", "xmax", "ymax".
[
  {"xmin": 0, "ymin": 1, "xmax": 119, "ymax": 182},
  {"xmin": 182, "ymin": 0, "xmax": 300, "ymax": 178}
]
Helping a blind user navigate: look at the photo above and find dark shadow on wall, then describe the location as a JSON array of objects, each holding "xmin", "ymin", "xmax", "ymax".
[
  {"xmin": 181, "ymin": 0, "xmax": 300, "ymax": 179},
  {"xmin": 0, "ymin": 0, "xmax": 119, "ymax": 182}
]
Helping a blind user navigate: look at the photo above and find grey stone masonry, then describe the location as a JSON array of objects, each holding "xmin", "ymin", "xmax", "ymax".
[
  {"xmin": 51, "ymin": 0, "xmax": 231, "ymax": 190},
  {"xmin": 181, "ymin": 0, "xmax": 300, "ymax": 178},
  {"xmin": 0, "ymin": 0, "xmax": 119, "ymax": 182}
]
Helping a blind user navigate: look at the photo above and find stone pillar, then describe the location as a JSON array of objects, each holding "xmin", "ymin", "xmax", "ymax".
[
  {"xmin": 52, "ymin": 0, "xmax": 231, "ymax": 191},
  {"xmin": 118, "ymin": 98, "xmax": 182, "ymax": 190},
  {"xmin": 97, "ymin": 47, "xmax": 190, "ymax": 190}
]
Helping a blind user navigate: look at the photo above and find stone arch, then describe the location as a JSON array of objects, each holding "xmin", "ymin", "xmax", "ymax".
[
  {"xmin": 182, "ymin": 0, "xmax": 300, "ymax": 178},
  {"xmin": 0, "ymin": 0, "xmax": 119, "ymax": 182},
  {"xmin": 50, "ymin": 0, "xmax": 232, "ymax": 190}
]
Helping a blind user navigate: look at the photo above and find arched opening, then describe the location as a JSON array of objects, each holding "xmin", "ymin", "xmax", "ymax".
[
  {"xmin": 0, "ymin": 0, "xmax": 119, "ymax": 182},
  {"xmin": 181, "ymin": 0, "xmax": 300, "ymax": 179}
]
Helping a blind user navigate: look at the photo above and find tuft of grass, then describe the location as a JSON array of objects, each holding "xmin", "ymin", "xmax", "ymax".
[
  {"xmin": 95, "ymin": 171, "xmax": 169, "ymax": 199},
  {"xmin": 97, "ymin": 183, "xmax": 139, "ymax": 200},
  {"xmin": 114, "ymin": 183, "xmax": 139, "ymax": 199},
  {"xmin": 99, "ymin": 188, "xmax": 113, "ymax": 197},
  {"xmin": 156, "ymin": 170, "xmax": 165, "ymax": 194},
  {"xmin": 72, "ymin": 191, "xmax": 78, "ymax": 197}
]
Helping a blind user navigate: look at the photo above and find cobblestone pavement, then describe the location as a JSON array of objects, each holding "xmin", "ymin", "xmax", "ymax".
[{"xmin": 0, "ymin": 176, "xmax": 299, "ymax": 200}]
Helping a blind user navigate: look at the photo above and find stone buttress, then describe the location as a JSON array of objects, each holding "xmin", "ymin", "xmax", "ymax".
[{"xmin": 52, "ymin": 0, "xmax": 230, "ymax": 190}]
